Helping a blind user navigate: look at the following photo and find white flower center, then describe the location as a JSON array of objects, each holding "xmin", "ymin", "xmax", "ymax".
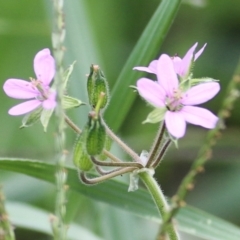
[
  {"xmin": 165, "ymin": 88, "xmax": 183, "ymax": 111},
  {"xmin": 30, "ymin": 78, "xmax": 50, "ymax": 101}
]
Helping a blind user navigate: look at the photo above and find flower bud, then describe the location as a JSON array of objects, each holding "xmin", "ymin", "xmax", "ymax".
[
  {"xmin": 86, "ymin": 117, "xmax": 106, "ymax": 156},
  {"xmin": 73, "ymin": 128, "xmax": 93, "ymax": 171},
  {"xmin": 87, "ymin": 64, "xmax": 109, "ymax": 109}
]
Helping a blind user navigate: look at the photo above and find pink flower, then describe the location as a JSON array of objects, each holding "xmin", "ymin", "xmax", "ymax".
[
  {"xmin": 134, "ymin": 42, "xmax": 206, "ymax": 78},
  {"xmin": 3, "ymin": 49, "xmax": 56, "ymax": 115},
  {"xmin": 136, "ymin": 54, "xmax": 220, "ymax": 138}
]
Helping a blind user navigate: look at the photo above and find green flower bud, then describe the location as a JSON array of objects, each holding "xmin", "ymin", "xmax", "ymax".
[
  {"xmin": 73, "ymin": 129, "xmax": 93, "ymax": 172},
  {"xmin": 87, "ymin": 64, "xmax": 109, "ymax": 109},
  {"xmin": 86, "ymin": 117, "xmax": 106, "ymax": 156}
]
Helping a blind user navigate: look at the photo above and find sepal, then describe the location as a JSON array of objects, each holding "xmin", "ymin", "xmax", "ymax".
[
  {"xmin": 143, "ymin": 108, "xmax": 166, "ymax": 124},
  {"xmin": 63, "ymin": 95, "xmax": 85, "ymax": 109},
  {"xmin": 40, "ymin": 108, "xmax": 54, "ymax": 132},
  {"xmin": 20, "ymin": 107, "xmax": 42, "ymax": 129}
]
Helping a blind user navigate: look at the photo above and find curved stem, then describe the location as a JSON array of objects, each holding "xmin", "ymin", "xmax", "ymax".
[
  {"xmin": 80, "ymin": 167, "xmax": 137, "ymax": 185},
  {"xmin": 139, "ymin": 171, "xmax": 179, "ymax": 240}
]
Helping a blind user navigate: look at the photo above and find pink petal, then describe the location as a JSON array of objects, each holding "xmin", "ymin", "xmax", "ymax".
[
  {"xmin": 172, "ymin": 56, "xmax": 182, "ymax": 76},
  {"xmin": 42, "ymin": 91, "xmax": 57, "ymax": 109},
  {"xmin": 157, "ymin": 54, "xmax": 179, "ymax": 96},
  {"xmin": 3, "ymin": 79, "xmax": 39, "ymax": 99},
  {"xmin": 181, "ymin": 106, "xmax": 218, "ymax": 129},
  {"xmin": 165, "ymin": 111, "xmax": 186, "ymax": 138},
  {"xmin": 179, "ymin": 42, "xmax": 198, "ymax": 77},
  {"xmin": 8, "ymin": 100, "xmax": 41, "ymax": 115},
  {"xmin": 136, "ymin": 78, "xmax": 165, "ymax": 107},
  {"xmin": 34, "ymin": 48, "xmax": 55, "ymax": 86},
  {"xmin": 133, "ymin": 66, "xmax": 155, "ymax": 74},
  {"xmin": 133, "ymin": 60, "xmax": 157, "ymax": 74},
  {"xmin": 194, "ymin": 43, "xmax": 207, "ymax": 60},
  {"xmin": 182, "ymin": 82, "xmax": 220, "ymax": 105}
]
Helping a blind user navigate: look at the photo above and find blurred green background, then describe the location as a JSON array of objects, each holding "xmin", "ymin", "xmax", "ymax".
[{"xmin": 0, "ymin": 0, "xmax": 240, "ymax": 239}]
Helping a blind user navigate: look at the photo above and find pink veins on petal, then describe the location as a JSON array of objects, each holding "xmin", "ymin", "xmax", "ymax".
[
  {"xmin": 3, "ymin": 48, "xmax": 56, "ymax": 116},
  {"xmin": 136, "ymin": 54, "xmax": 220, "ymax": 139}
]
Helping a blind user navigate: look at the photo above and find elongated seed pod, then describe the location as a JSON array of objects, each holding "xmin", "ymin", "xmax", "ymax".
[
  {"xmin": 86, "ymin": 118, "xmax": 106, "ymax": 156},
  {"xmin": 73, "ymin": 128, "xmax": 93, "ymax": 171}
]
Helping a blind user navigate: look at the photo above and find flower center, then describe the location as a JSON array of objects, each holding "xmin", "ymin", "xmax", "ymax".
[
  {"xmin": 165, "ymin": 88, "xmax": 183, "ymax": 112},
  {"xmin": 30, "ymin": 78, "xmax": 50, "ymax": 101}
]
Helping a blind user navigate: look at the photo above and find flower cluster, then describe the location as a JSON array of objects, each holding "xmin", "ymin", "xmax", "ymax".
[
  {"xmin": 134, "ymin": 43, "xmax": 220, "ymax": 138},
  {"xmin": 3, "ymin": 49, "xmax": 56, "ymax": 116}
]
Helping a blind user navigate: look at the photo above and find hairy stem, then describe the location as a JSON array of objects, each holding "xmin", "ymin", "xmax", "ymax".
[
  {"xmin": 139, "ymin": 172, "xmax": 179, "ymax": 240},
  {"xmin": 147, "ymin": 123, "xmax": 166, "ymax": 167},
  {"xmin": 102, "ymin": 119, "xmax": 142, "ymax": 163}
]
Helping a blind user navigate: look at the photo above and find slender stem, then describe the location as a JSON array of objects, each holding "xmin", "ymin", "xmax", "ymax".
[
  {"xmin": 91, "ymin": 156, "xmax": 143, "ymax": 168},
  {"xmin": 95, "ymin": 166, "xmax": 130, "ymax": 175},
  {"xmin": 101, "ymin": 119, "xmax": 142, "ymax": 163},
  {"xmin": 139, "ymin": 171, "xmax": 179, "ymax": 240},
  {"xmin": 0, "ymin": 186, "xmax": 15, "ymax": 240},
  {"xmin": 151, "ymin": 139, "xmax": 172, "ymax": 168},
  {"xmin": 159, "ymin": 56, "xmax": 240, "ymax": 237},
  {"xmin": 80, "ymin": 167, "xmax": 137, "ymax": 185},
  {"xmin": 64, "ymin": 114, "xmax": 81, "ymax": 134},
  {"xmin": 146, "ymin": 123, "xmax": 166, "ymax": 167},
  {"xmin": 103, "ymin": 149, "xmax": 122, "ymax": 162},
  {"xmin": 51, "ymin": 0, "xmax": 68, "ymax": 239}
]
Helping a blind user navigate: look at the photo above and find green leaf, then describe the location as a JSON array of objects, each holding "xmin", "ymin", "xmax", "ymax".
[
  {"xmin": 0, "ymin": 158, "xmax": 240, "ymax": 240},
  {"xmin": 6, "ymin": 201, "xmax": 103, "ymax": 240},
  {"xmin": 104, "ymin": 0, "xmax": 181, "ymax": 132}
]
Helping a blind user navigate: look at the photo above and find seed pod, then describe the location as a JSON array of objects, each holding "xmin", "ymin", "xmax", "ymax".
[
  {"xmin": 86, "ymin": 118, "xmax": 106, "ymax": 156},
  {"xmin": 92, "ymin": 69, "xmax": 109, "ymax": 109},
  {"xmin": 87, "ymin": 64, "xmax": 95, "ymax": 105},
  {"xmin": 73, "ymin": 128, "xmax": 93, "ymax": 171},
  {"xmin": 87, "ymin": 64, "xmax": 109, "ymax": 109},
  {"xmin": 98, "ymin": 135, "xmax": 112, "ymax": 161}
]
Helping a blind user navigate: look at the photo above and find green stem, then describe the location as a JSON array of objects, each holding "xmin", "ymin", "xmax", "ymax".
[
  {"xmin": 102, "ymin": 119, "xmax": 142, "ymax": 163},
  {"xmin": 139, "ymin": 171, "xmax": 179, "ymax": 240},
  {"xmin": 147, "ymin": 123, "xmax": 165, "ymax": 167}
]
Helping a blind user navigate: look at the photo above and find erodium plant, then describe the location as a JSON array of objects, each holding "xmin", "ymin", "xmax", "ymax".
[
  {"xmin": 1, "ymin": 1, "xmax": 240, "ymax": 240},
  {"xmin": 2, "ymin": 42, "xmax": 221, "ymax": 240}
]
